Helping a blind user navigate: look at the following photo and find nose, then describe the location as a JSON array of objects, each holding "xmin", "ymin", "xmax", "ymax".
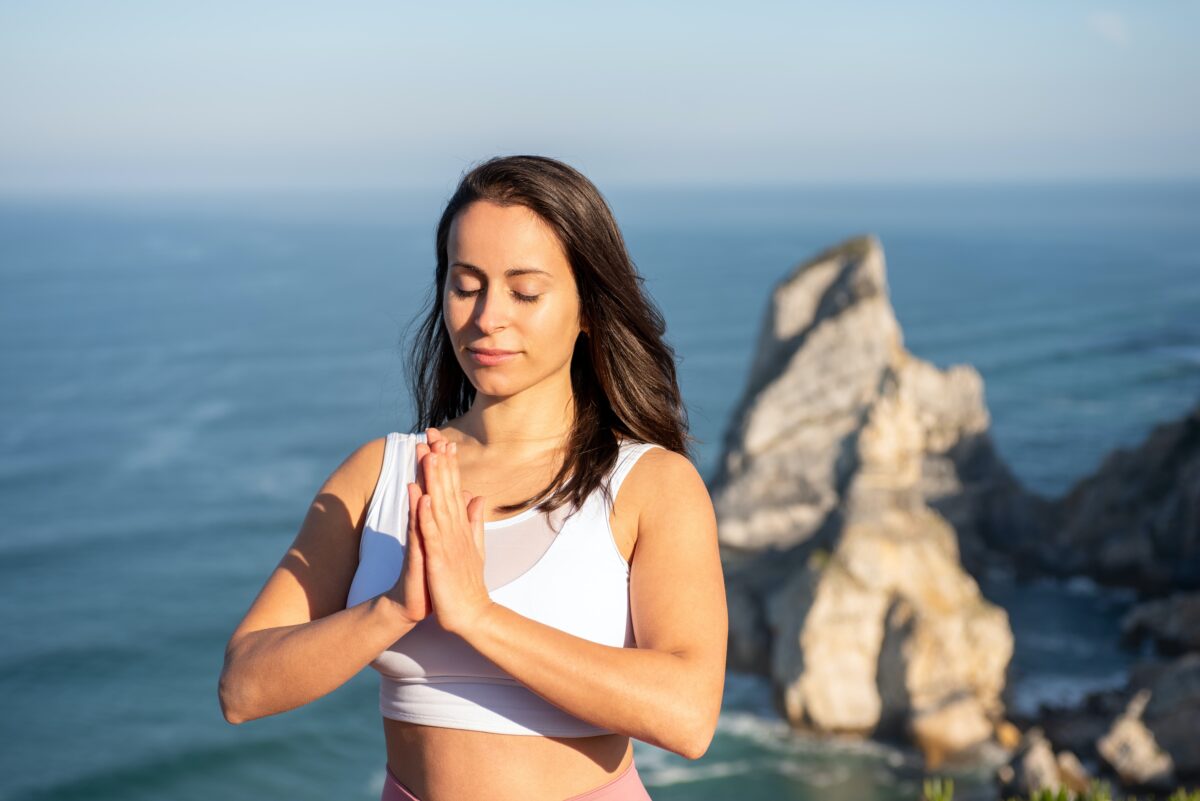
[{"xmin": 474, "ymin": 285, "xmax": 509, "ymax": 335}]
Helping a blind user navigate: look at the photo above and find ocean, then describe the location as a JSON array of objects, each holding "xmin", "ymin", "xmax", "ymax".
[{"xmin": 1, "ymin": 182, "xmax": 1197, "ymax": 800}]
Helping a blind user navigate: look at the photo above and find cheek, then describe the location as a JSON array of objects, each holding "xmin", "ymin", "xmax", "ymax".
[
  {"xmin": 544, "ymin": 308, "xmax": 583, "ymax": 361},
  {"xmin": 443, "ymin": 300, "xmax": 469, "ymax": 332},
  {"xmin": 531, "ymin": 303, "xmax": 578, "ymax": 340}
]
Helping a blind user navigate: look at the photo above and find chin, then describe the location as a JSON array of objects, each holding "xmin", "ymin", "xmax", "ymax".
[{"xmin": 465, "ymin": 371, "xmax": 523, "ymax": 398}]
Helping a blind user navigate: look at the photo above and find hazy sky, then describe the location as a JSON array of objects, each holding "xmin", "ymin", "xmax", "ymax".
[{"xmin": 2, "ymin": 1, "xmax": 1197, "ymax": 192}]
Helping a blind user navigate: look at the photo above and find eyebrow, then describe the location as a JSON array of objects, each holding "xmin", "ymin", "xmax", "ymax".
[{"xmin": 450, "ymin": 261, "xmax": 553, "ymax": 279}]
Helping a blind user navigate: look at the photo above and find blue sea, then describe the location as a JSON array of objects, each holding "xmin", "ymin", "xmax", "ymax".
[{"xmin": 1, "ymin": 182, "xmax": 1197, "ymax": 801}]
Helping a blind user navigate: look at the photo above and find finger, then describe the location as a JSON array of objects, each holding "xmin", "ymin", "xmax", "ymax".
[
  {"xmin": 415, "ymin": 442, "xmax": 430, "ymax": 491},
  {"xmin": 467, "ymin": 495, "xmax": 486, "ymax": 554},
  {"xmin": 447, "ymin": 442, "xmax": 463, "ymax": 515},
  {"xmin": 406, "ymin": 482, "xmax": 425, "ymax": 562},
  {"xmin": 419, "ymin": 449, "xmax": 438, "ymax": 502},
  {"xmin": 429, "ymin": 451, "xmax": 455, "ymax": 525},
  {"xmin": 417, "ymin": 494, "xmax": 441, "ymax": 555},
  {"xmin": 459, "ymin": 488, "xmax": 476, "ymax": 538},
  {"xmin": 439, "ymin": 447, "xmax": 465, "ymax": 532},
  {"xmin": 423, "ymin": 451, "xmax": 441, "ymax": 512}
]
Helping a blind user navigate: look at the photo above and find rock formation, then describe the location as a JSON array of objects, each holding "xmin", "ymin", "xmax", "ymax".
[
  {"xmin": 1122, "ymin": 592, "xmax": 1200, "ymax": 655},
  {"xmin": 1024, "ymin": 405, "xmax": 1200, "ymax": 790},
  {"xmin": 997, "ymin": 728, "xmax": 1093, "ymax": 797},
  {"xmin": 1096, "ymin": 689, "xmax": 1176, "ymax": 789},
  {"xmin": 1028, "ymin": 653, "xmax": 1200, "ymax": 789},
  {"xmin": 712, "ymin": 234, "xmax": 1018, "ymax": 763},
  {"xmin": 708, "ymin": 235, "xmax": 1051, "ymax": 572},
  {"xmin": 1042, "ymin": 402, "xmax": 1200, "ymax": 592},
  {"xmin": 709, "ymin": 231, "xmax": 1200, "ymax": 787}
]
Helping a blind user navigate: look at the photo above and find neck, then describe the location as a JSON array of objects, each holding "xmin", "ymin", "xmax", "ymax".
[{"xmin": 456, "ymin": 369, "xmax": 576, "ymax": 458}]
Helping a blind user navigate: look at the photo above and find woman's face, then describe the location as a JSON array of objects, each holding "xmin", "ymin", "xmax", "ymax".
[{"xmin": 443, "ymin": 200, "xmax": 584, "ymax": 398}]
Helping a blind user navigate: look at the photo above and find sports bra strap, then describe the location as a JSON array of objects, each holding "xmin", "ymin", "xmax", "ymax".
[{"xmin": 609, "ymin": 441, "xmax": 663, "ymax": 501}]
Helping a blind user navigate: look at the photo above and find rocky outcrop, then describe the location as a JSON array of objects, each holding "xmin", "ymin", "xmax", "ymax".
[
  {"xmin": 709, "ymin": 230, "xmax": 1200, "ymax": 782},
  {"xmin": 763, "ymin": 502, "xmax": 1013, "ymax": 765},
  {"xmin": 709, "ymin": 235, "xmax": 1052, "ymax": 573},
  {"xmin": 1007, "ymin": 405, "xmax": 1200, "ymax": 793},
  {"xmin": 1097, "ymin": 689, "xmax": 1175, "ymax": 789},
  {"xmin": 997, "ymin": 728, "xmax": 1092, "ymax": 797},
  {"xmin": 1122, "ymin": 592, "xmax": 1200, "ymax": 655},
  {"xmin": 1033, "ymin": 655, "xmax": 1200, "ymax": 789},
  {"xmin": 1035, "ymin": 688, "xmax": 1127, "ymax": 765},
  {"xmin": 1128, "ymin": 655, "xmax": 1200, "ymax": 778},
  {"xmin": 1038, "ymin": 401, "xmax": 1200, "ymax": 591},
  {"xmin": 714, "ymin": 235, "xmax": 1018, "ymax": 763}
]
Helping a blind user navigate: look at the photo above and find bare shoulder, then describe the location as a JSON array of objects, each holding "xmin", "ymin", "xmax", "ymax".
[
  {"xmin": 620, "ymin": 446, "xmax": 718, "ymax": 565},
  {"xmin": 323, "ymin": 435, "xmax": 389, "ymax": 517},
  {"xmin": 623, "ymin": 445, "xmax": 712, "ymax": 522}
]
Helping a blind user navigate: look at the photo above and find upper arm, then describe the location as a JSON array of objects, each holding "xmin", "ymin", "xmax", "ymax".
[
  {"xmin": 225, "ymin": 437, "xmax": 388, "ymax": 652},
  {"xmin": 627, "ymin": 448, "xmax": 728, "ymax": 728}
]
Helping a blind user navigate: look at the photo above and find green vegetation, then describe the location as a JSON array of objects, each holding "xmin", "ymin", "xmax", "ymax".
[
  {"xmin": 922, "ymin": 777, "xmax": 954, "ymax": 801},
  {"xmin": 920, "ymin": 777, "xmax": 1200, "ymax": 801}
]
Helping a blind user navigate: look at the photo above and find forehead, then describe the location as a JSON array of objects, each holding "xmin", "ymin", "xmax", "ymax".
[{"xmin": 448, "ymin": 201, "xmax": 571, "ymax": 278}]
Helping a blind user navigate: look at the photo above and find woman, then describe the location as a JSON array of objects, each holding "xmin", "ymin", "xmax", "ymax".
[{"xmin": 218, "ymin": 155, "xmax": 728, "ymax": 800}]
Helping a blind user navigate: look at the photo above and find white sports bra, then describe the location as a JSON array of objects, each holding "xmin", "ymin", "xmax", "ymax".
[{"xmin": 345, "ymin": 431, "xmax": 663, "ymax": 736}]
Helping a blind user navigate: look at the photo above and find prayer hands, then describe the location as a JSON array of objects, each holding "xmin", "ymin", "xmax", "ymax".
[{"xmin": 387, "ymin": 427, "xmax": 493, "ymax": 636}]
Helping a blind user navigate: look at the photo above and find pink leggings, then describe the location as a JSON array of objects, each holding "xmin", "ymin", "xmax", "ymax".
[{"xmin": 381, "ymin": 758, "xmax": 652, "ymax": 800}]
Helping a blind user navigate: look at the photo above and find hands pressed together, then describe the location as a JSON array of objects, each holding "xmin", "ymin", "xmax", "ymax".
[{"xmin": 385, "ymin": 427, "xmax": 496, "ymax": 637}]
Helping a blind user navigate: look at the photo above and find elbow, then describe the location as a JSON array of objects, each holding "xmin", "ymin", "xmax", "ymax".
[
  {"xmin": 670, "ymin": 706, "xmax": 717, "ymax": 761},
  {"xmin": 678, "ymin": 724, "xmax": 715, "ymax": 761},
  {"xmin": 220, "ymin": 699, "xmax": 246, "ymax": 726},
  {"xmin": 218, "ymin": 655, "xmax": 257, "ymax": 725},
  {"xmin": 218, "ymin": 672, "xmax": 247, "ymax": 725},
  {"xmin": 660, "ymin": 661, "xmax": 722, "ymax": 760}
]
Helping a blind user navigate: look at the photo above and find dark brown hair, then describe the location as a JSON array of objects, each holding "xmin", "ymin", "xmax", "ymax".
[{"xmin": 405, "ymin": 154, "xmax": 691, "ymax": 516}]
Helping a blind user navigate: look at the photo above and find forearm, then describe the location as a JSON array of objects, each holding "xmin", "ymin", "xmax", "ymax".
[
  {"xmin": 461, "ymin": 602, "xmax": 713, "ymax": 758},
  {"xmin": 219, "ymin": 594, "xmax": 415, "ymax": 724}
]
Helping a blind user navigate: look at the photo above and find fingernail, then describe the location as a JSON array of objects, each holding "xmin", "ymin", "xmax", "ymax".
[
  {"xmin": 430, "ymin": 454, "xmax": 438, "ymax": 466},
  {"xmin": 450, "ymin": 442, "xmax": 457, "ymax": 455}
]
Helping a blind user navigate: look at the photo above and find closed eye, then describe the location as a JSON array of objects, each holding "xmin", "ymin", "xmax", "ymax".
[{"xmin": 451, "ymin": 288, "xmax": 541, "ymax": 304}]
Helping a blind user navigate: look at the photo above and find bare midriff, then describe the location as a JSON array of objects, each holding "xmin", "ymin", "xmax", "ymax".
[{"xmin": 383, "ymin": 718, "xmax": 633, "ymax": 800}]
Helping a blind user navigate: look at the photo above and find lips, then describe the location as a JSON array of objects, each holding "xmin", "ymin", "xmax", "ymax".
[{"xmin": 467, "ymin": 347, "xmax": 519, "ymax": 366}]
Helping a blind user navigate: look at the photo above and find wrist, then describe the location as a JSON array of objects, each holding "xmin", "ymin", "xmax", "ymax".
[
  {"xmin": 452, "ymin": 599, "xmax": 501, "ymax": 641},
  {"xmin": 372, "ymin": 592, "xmax": 420, "ymax": 632}
]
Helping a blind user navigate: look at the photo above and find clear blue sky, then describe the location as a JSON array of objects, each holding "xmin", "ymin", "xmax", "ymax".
[{"xmin": 1, "ymin": 0, "xmax": 1197, "ymax": 192}]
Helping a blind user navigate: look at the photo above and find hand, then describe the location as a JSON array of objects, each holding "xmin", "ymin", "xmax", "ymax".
[
  {"xmin": 415, "ymin": 427, "xmax": 493, "ymax": 637},
  {"xmin": 382, "ymin": 479, "xmax": 430, "ymax": 626},
  {"xmin": 384, "ymin": 428, "xmax": 457, "ymax": 626}
]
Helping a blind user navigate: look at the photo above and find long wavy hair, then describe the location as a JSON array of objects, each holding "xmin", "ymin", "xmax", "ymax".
[{"xmin": 404, "ymin": 154, "xmax": 692, "ymax": 516}]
